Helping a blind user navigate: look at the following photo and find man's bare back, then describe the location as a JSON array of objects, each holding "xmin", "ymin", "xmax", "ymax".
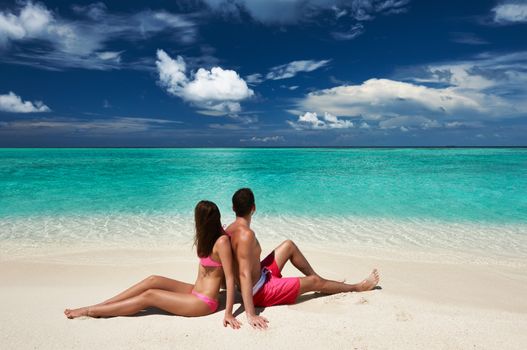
[
  {"xmin": 225, "ymin": 217, "xmax": 261, "ymax": 288},
  {"xmin": 225, "ymin": 216, "xmax": 270, "ymax": 329}
]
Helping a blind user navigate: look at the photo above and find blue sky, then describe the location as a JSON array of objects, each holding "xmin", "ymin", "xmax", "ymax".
[{"xmin": 0, "ymin": 0, "xmax": 526, "ymax": 146}]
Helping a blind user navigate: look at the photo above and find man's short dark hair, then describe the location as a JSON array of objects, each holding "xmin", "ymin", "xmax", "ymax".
[{"xmin": 232, "ymin": 188, "xmax": 255, "ymax": 217}]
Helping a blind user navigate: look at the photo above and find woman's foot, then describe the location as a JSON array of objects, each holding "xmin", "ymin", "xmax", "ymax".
[
  {"xmin": 64, "ymin": 307, "xmax": 89, "ymax": 319},
  {"xmin": 357, "ymin": 269, "xmax": 380, "ymax": 292}
]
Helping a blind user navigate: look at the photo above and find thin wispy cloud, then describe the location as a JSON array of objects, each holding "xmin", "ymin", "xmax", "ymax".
[
  {"xmin": 332, "ymin": 6, "xmax": 348, "ymax": 19},
  {"xmin": 379, "ymin": 117, "xmax": 480, "ymax": 130},
  {"xmin": 0, "ymin": 116, "xmax": 180, "ymax": 135},
  {"xmin": 246, "ymin": 59, "xmax": 330, "ymax": 84},
  {"xmin": 0, "ymin": 92, "xmax": 50, "ymax": 113},
  {"xmin": 245, "ymin": 73, "xmax": 264, "ymax": 84},
  {"xmin": 208, "ymin": 123, "xmax": 258, "ymax": 130},
  {"xmin": 332, "ymin": 23, "xmax": 365, "ymax": 41},
  {"xmin": 240, "ymin": 135, "xmax": 285, "ymax": 142},
  {"xmin": 0, "ymin": 1, "xmax": 197, "ymax": 70},
  {"xmin": 450, "ymin": 32, "xmax": 489, "ymax": 45},
  {"xmin": 405, "ymin": 50, "xmax": 527, "ymax": 106},
  {"xmin": 266, "ymin": 59, "xmax": 331, "ymax": 80},
  {"xmin": 202, "ymin": 0, "xmax": 410, "ymax": 25}
]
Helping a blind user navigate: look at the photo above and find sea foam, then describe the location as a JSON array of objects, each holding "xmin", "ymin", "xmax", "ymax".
[{"xmin": 1, "ymin": 214, "xmax": 525, "ymax": 266}]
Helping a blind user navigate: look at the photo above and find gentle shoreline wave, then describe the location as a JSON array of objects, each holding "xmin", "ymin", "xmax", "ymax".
[{"xmin": 1, "ymin": 214, "xmax": 525, "ymax": 266}]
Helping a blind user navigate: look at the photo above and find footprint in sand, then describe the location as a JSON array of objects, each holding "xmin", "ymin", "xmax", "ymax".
[
  {"xmin": 323, "ymin": 293, "xmax": 347, "ymax": 304},
  {"xmin": 289, "ymin": 293, "xmax": 350, "ymax": 314},
  {"xmin": 396, "ymin": 311, "xmax": 413, "ymax": 322},
  {"xmin": 352, "ymin": 336, "xmax": 368, "ymax": 350},
  {"xmin": 356, "ymin": 297, "xmax": 369, "ymax": 305}
]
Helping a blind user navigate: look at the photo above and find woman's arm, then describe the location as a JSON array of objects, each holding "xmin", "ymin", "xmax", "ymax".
[{"xmin": 217, "ymin": 236, "xmax": 241, "ymax": 329}]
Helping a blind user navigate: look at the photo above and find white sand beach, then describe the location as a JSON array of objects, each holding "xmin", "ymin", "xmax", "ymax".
[{"xmin": 1, "ymin": 241, "xmax": 526, "ymax": 350}]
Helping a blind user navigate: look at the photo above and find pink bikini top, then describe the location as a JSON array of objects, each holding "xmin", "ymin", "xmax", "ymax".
[
  {"xmin": 199, "ymin": 255, "xmax": 222, "ymax": 268},
  {"xmin": 199, "ymin": 231, "xmax": 228, "ymax": 267}
]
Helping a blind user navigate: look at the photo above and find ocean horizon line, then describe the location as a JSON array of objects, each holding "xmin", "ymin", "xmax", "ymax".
[{"xmin": 1, "ymin": 146, "xmax": 527, "ymax": 149}]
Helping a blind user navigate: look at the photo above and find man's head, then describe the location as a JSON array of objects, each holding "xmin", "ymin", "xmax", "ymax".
[{"xmin": 232, "ymin": 188, "xmax": 255, "ymax": 217}]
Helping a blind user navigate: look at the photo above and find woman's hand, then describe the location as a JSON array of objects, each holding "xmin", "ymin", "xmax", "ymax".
[{"xmin": 223, "ymin": 314, "xmax": 242, "ymax": 329}]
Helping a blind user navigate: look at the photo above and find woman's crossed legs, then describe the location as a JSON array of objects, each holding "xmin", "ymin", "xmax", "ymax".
[{"xmin": 64, "ymin": 275, "xmax": 209, "ymax": 318}]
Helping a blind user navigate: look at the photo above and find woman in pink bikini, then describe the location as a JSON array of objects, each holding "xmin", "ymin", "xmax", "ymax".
[{"xmin": 64, "ymin": 200, "xmax": 241, "ymax": 329}]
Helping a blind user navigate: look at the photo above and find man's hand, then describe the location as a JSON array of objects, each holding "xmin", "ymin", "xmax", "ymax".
[
  {"xmin": 223, "ymin": 314, "xmax": 242, "ymax": 329},
  {"xmin": 247, "ymin": 314, "xmax": 269, "ymax": 330}
]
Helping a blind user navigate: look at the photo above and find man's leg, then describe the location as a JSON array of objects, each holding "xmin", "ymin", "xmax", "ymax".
[
  {"xmin": 272, "ymin": 239, "xmax": 318, "ymax": 276},
  {"xmin": 270, "ymin": 240, "xmax": 380, "ymax": 298},
  {"xmin": 298, "ymin": 269, "xmax": 380, "ymax": 295}
]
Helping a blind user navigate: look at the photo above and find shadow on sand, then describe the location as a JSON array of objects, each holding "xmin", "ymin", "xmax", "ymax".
[{"xmin": 128, "ymin": 285, "xmax": 382, "ymax": 317}]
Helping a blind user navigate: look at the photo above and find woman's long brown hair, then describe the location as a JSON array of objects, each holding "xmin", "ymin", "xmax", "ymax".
[{"xmin": 194, "ymin": 200, "xmax": 224, "ymax": 258}]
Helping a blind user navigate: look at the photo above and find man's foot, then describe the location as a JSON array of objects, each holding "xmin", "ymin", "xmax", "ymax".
[
  {"xmin": 64, "ymin": 307, "xmax": 89, "ymax": 319},
  {"xmin": 357, "ymin": 269, "xmax": 380, "ymax": 292}
]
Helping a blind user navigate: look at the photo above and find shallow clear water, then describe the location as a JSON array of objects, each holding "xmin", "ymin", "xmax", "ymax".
[
  {"xmin": 1, "ymin": 148, "xmax": 526, "ymax": 222},
  {"xmin": 1, "ymin": 148, "xmax": 526, "ymax": 262}
]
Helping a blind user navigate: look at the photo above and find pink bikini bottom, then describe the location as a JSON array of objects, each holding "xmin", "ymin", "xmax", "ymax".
[{"xmin": 191, "ymin": 290, "xmax": 219, "ymax": 312}]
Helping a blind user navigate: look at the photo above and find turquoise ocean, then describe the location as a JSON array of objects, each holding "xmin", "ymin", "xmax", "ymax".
[{"xmin": 1, "ymin": 148, "xmax": 526, "ymax": 262}]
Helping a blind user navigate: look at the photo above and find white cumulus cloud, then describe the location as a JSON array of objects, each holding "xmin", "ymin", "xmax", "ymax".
[
  {"xmin": 288, "ymin": 111, "xmax": 354, "ymax": 130},
  {"xmin": 293, "ymin": 51, "xmax": 527, "ymax": 131},
  {"xmin": 156, "ymin": 49, "xmax": 253, "ymax": 115},
  {"xmin": 0, "ymin": 1, "xmax": 52, "ymax": 45},
  {"xmin": 156, "ymin": 51, "xmax": 188, "ymax": 95},
  {"xmin": 492, "ymin": 2, "xmax": 527, "ymax": 24},
  {"xmin": 0, "ymin": 92, "xmax": 50, "ymax": 113},
  {"xmin": 298, "ymin": 78, "xmax": 483, "ymax": 120}
]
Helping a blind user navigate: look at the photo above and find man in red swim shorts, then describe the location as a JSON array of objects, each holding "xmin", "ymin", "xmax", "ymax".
[{"xmin": 225, "ymin": 188, "xmax": 380, "ymax": 330}]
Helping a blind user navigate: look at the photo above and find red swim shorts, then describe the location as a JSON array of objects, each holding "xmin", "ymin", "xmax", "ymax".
[{"xmin": 253, "ymin": 251, "xmax": 300, "ymax": 307}]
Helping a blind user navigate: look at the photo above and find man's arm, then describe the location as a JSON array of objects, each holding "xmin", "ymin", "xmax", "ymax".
[
  {"xmin": 216, "ymin": 236, "xmax": 241, "ymax": 329},
  {"xmin": 237, "ymin": 230, "xmax": 269, "ymax": 329}
]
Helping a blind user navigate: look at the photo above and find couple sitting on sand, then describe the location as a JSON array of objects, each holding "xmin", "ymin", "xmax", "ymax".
[{"xmin": 65, "ymin": 188, "xmax": 380, "ymax": 329}]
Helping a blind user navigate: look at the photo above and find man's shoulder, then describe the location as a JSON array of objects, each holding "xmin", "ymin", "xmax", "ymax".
[{"xmin": 226, "ymin": 224, "xmax": 255, "ymax": 242}]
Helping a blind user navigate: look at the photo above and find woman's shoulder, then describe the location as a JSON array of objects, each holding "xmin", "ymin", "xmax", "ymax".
[
  {"xmin": 215, "ymin": 234, "xmax": 231, "ymax": 247},
  {"xmin": 212, "ymin": 235, "xmax": 232, "ymax": 263},
  {"xmin": 214, "ymin": 235, "xmax": 232, "ymax": 256}
]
